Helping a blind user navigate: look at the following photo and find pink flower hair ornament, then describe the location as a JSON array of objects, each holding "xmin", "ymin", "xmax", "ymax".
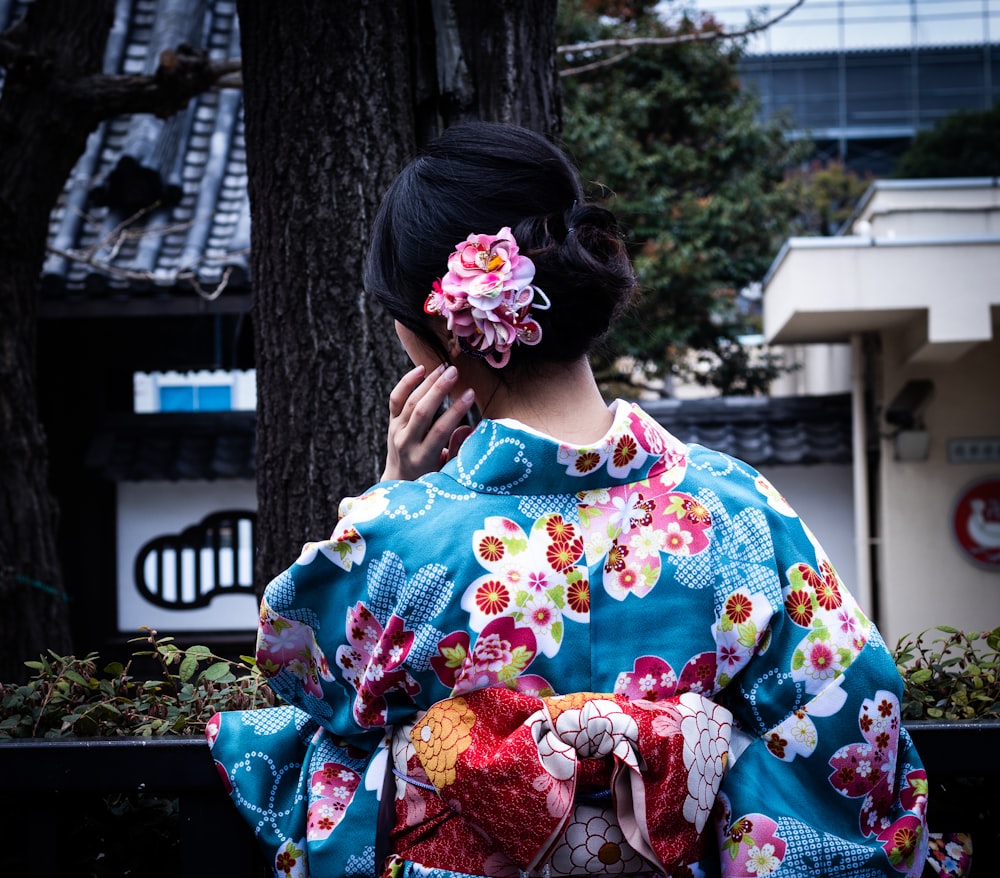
[{"xmin": 424, "ymin": 226, "xmax": 551, "ymax": 368}]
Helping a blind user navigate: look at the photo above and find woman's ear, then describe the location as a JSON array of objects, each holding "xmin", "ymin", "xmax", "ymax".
[{"xmin": 444, "ymin": 332, "xmax": 463, "ymax": 361}]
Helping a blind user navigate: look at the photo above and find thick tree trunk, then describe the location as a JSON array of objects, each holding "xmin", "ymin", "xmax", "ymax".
[
  {"xmin": 238, "ymin": 0, "xmax": 561, "ymax": 587},
  {"xmin": 0, "ymin": 0, "xmax": 116, "ymax": 682},
  {"xmin": 237, "ymin": 1, "xmax": 416, "ymax": 583},
  {"xmin": 434, "ymin": 0, "xmax": 562, "ymax": 135}
]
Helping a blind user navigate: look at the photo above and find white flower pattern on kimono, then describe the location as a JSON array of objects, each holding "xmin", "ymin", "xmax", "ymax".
[{"xmin": 461, "ymin": 513, "xmax": 590, "ymax": 657}]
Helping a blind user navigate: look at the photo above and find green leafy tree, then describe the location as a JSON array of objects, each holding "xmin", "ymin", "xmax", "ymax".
[
  {"xmin": 894, "ymin": 103, "xmax": 1000, "ymax": 179},
  {"xmin": 782, "ymin": 159, "xmax": 873, "ymax": 237},
  {"xmin": 558, "ymin": 0, "xmax": 807, "ymax": 395}
]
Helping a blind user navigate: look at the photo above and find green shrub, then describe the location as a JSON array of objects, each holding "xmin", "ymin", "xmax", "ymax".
[
  {"xmin": 3, "ymin": 625, "xmax": 999, "ymax": 737},
  {"xmin": 894, "ymin": 626, "xmax": 1000, "ymax": 721},
  {"xmin": 0, "ymin": 627, "xmax": 276, "ymax": 738}
]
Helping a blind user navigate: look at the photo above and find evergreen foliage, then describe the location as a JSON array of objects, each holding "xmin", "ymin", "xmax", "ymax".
[
  {"xmin": 558, "ymin": 0, "xmax": 809, "ymax": 395},
  {"xmin": 893, "ymin": 104, "xmax": 1000, "ymax": 179}
]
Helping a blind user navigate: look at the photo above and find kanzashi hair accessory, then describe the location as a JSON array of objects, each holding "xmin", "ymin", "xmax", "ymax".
[{"xmin": 424, "ymin": 227, "xmax": 550, "ymax": 368}]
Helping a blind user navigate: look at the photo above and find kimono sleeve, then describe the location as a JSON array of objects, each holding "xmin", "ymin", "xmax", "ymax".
[{"xmin": 712, "ymin": 504, "xmax": 929, "ymax": 877}]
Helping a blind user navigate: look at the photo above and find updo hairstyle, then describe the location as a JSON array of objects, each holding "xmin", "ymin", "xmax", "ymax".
[{"xmin": 363, "ymin": 122, "xmax": 636, "ymax": 374}]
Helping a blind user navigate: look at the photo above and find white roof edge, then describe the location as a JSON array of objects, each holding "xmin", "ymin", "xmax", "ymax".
[
  {"xmin": 764, "ymin": 234, "xmax": 1000, "ymax": 289},
  {"xmin": 839, "ymin": 177, "xmax": 1000, "ymax": 232}
]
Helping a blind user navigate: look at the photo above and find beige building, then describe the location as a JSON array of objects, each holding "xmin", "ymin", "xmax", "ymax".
[{"xmin": 764, "ymin": 177, "xmax": 1000, "ymax": 642}]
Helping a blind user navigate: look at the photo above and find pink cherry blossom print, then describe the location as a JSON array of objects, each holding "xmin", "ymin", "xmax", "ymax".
[
  {"xmin": 718, "ymin": 809, "xmax": 787, "ymax": 878},
  {"xmin": 306, "ymin": 762, "xmax": 361, "ymax": 841},
  {"xmin": 336, "ymin": 602, "xmax": 420, "ymax": 728},
  {"xmin": 829, "ymin": 690, "xmax": 904, "ymax": 842},
  {"xmin": 256, "ymin": 604, "xmax": 334, "ymax": 698},
  {"xmin": 430, "ymin": 616, "xmax": 540, "ymax": 694}
]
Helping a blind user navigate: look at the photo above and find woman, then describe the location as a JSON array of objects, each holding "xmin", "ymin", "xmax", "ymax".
[{"xmin": 208, "ymin": 122, "xmax": 928, "ymax": 878}]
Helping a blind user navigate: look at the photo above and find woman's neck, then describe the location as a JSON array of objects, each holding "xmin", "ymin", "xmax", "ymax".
[{"xmin": 475, "ymin": 358, "xmax": 614, "ymax": 445}]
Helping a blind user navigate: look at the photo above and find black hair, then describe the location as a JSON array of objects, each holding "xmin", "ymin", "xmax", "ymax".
[{"xmin": 364, "ymin": 121, "xmax": 636, "ymax": 372}]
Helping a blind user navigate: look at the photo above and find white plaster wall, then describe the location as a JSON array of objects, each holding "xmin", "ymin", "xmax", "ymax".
[
  {"xmin": 877, "ymin": 331, "xmax": 1000, "ymax": 643},
  {"xmin": 759, "ymin": 463, "xmax": 860, "ymax": 609},
  {"xmin": 117, "ymin": 480, "xmax": 259, "ymax": 635}
]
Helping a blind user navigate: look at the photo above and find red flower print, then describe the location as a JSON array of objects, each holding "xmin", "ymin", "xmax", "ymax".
[
  {"xmin": 276, "ymin": 851, "xmax": 298, "ymax": 874},
  {"xmin": 719, "ymin": 643, "xmax": 741, "ymax": 668},
  {"xmin": 546, "ymin": 536, "xmax": 583, "ymax": 572},
  {"xmin": 337, "ymin": 606, "xmax": 420, "ymax": 728},
  {"xmin": 529, "ymin": 604, "xmax": 553, "ymax": 627},
  {"xmin": 829, "ymin": 690, "xmax": 905, "ymax": 844},
  {"xmin": 307, "ymin": 761, "xmax": 361, "ymax": 841},
  {"xmin": 567, "ymin": 577, "xmax": 590, "ymax": 614},
  {"xmin": 785, "ymin": 589, "xmax": 813, "ymax": 626},
  {"xmin": 615, "ymin": 655, "xmax": 678, "ymax": 700},
  {"xmin": 766, "ymin": 732, "xmax": 787, "ymax": 759},
  {"xmin": 474, "ymin": 579, "xmax": 510, "ymax": 615},
  {"xmin": 877, "ymin": 815, "xmax": 924, "ymax": 871},
  {"xmin": 613, "ymin": 435, "xmax": 638, "ymax": 469},
  {"xmin": 630, "ymin": 495, "xmax": 654, "ymax": 528},
  {"xmin": 682, "ymin": 498, "xmax": 711, "ymax": 525},
  {"xmin": 545, "ymin": 514, "xmax": 575, "ymax": 542},
  {"xmin": 617, "ymin": 567, "xmax": 639, "ymax": 591},
  {"xmin": 729, "ymin": 817, "xmax": 754, "ymax": 843},
  {"xmin": 877, "ymin": 696, "xmax": 894, "ymax": 718},
  {"xmin": 431, "ymin": 617, "xmax": 539, "ymax": 693},
  {"xmin": 478, "ymin": 534, "xmax": 505, "ymax": 562},
  {"xmin": 605, "ymin": 542, "xmax": 628, "ymax": 572},
  {"xmin": 794, "ymin": 562, "xmax": 823, "ymax": 589},
  {"xmin": 574, "ymin": 451, "xmax": 601, "ymax": 473},
  {"xmin": 816, "ymin": 577, "xmax": 842, "ymax": 611},
  {"xmin": 725, "ymin": 592, "xmax": 753, "ymax": 624},
  {"xmin": 527, "ymin": 570, "xmax": 549, "ymax": 591}
]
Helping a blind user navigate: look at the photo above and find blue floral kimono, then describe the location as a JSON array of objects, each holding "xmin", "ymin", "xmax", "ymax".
[{"xmin": 207, "ymin": 400, "xmax": 929, "ymax": 878}]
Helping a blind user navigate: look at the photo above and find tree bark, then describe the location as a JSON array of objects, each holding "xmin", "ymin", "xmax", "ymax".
[
  {"xmin": 0, "ymin": 0, "xmax": 117, "ymax": 682},
  {"xmin": 238, "ymin": 0, "xmax": 561, "ymax": 587},
  {"xmin": 236, "ymin": 1, "xmax": 417, "ymax": 584}
]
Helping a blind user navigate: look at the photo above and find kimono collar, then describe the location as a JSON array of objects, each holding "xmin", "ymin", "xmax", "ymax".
[{"xmin": 445, "ymin": 400, "xmax": 688, "ymax": 496}]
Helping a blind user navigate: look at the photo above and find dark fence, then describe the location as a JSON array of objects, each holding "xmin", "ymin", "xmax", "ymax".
[{"xmin": 0, "ymin": 721, "xmax": 994, "ymax": 877}]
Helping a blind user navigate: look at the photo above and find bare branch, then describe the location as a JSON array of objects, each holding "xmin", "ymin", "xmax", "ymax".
[
  {"xmin": 46, "ymin": 206, "xmax": 247, "ymax": 302},
  {"xmin": 558, "ymin": 0, "xmax": 807, "ymax": 71},
  {"xmin": 560, "ymin": 49, "xmax": 637, "ymax": 78},
  {"xmin": 60, "ymin": 46, "xmax": 243, "ymax": 121}
]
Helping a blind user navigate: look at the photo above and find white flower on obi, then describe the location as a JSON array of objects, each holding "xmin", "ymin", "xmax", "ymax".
[
  {"xmin": 554, "ymin": 699, "xmax": 639, "ymax": 763},
  {"xmin": 674, "ymin": 692, "xmax": 733, "ymax": 833},
  {"xmin": 530, "ymin": 698, "xmax": 639, "ymax": 781}
]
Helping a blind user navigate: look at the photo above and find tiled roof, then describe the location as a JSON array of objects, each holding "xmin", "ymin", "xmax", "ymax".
[
  {"xmin": 86, "ymin": 412, "xmax": 256, "ymax": 481},
  {"xmin": 644, "ymin": 393, "xmax": 854, "ymax": 467},
  {"xmin": 0, "ymin": 0, "xmax": 251, "ymax": 317},
  {"xmin": 85, "ymin": 395, "xmax": 852, "ymax": 482}
]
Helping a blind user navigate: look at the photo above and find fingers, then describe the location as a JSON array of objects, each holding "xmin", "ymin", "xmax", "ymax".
[
  {"xmin": 387, "ymin": 364, "xmax": 431, "ymax": 418},
  {"xmin": 382, "ymin": 363, "xmax": 477, "ymax": 482}
]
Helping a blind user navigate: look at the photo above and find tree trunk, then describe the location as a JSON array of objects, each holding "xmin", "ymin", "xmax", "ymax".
[
  {"xmin": 433, "ymin": 0, "xmax": 562, "ymax": 135},
  {"xmin": 0, "ymin": 0, "xmax": 116, "ymax": 682},
  {"xmin": 238, "ymin": 0, "xmax": 560, "ymax": 587},
  {"xmin": 236, "ymin": 1, "xmax": 416, "ymax": 583}
]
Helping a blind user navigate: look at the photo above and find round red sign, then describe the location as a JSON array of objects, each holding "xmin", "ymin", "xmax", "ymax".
[{"xmin": 951, "ymin": 476, "xmax": 1000, "ymax": 570}]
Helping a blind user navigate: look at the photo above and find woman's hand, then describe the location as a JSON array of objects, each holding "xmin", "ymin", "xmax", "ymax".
[{"xmin": 381, "ymin": 364, "xmax": 476, "ymax": 482}]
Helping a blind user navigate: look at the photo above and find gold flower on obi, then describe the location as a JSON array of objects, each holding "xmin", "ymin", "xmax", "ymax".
[{"xmin": 410, "ymin": 696, "xmax": 476, "ymax": 789}]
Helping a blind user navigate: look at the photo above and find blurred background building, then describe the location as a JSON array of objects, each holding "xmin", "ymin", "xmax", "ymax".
[{"xmin": 699, "ymin": 0, "xmax": 1000, "ymax": 174}]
